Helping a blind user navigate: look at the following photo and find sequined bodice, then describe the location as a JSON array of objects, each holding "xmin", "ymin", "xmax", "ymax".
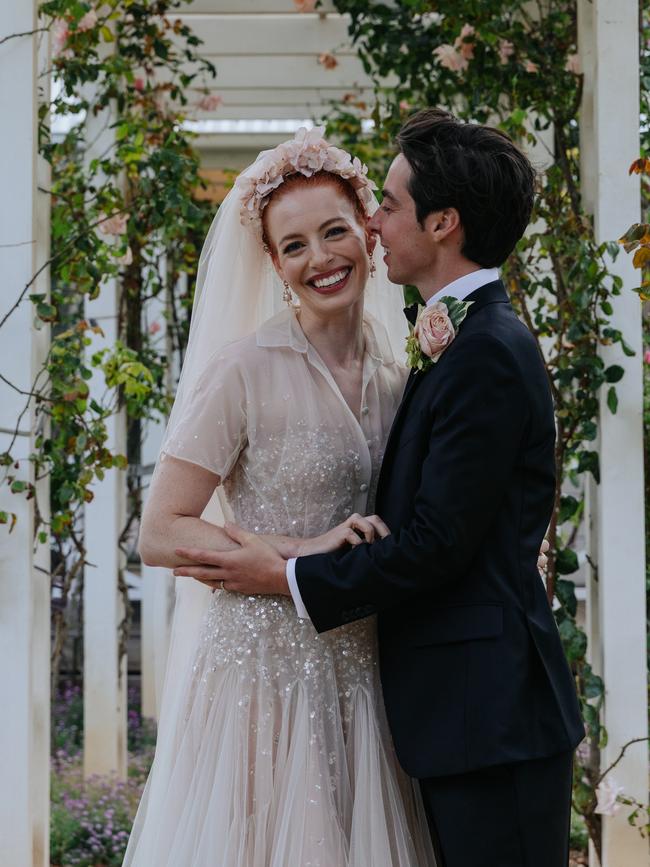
[{"xmin": 180, "ymin": 314, "xmax": 405, "ymax": 716}]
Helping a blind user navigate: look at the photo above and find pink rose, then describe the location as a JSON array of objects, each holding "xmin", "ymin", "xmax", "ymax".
[
  {"xmin": 294, "ymin": 0, "xmax": 317, "ymax": 10},
  {"xmin": 498, "ymin": 39, "xmax": 515, "ymax": 65},
  {"xmin": 454, "ymin": 23, "xmax": 476, "ymax": 61},
  {"xmin": 318, "ymin": 52, "xmax": 338, "ymax": 70},
  {"xmin": 524, "ymin": 60, "xmax": 539, "ymax": 73},
  {"xmin": 52, "ymin": 18, "xmax": 70, "ymax": 57},
  {"xmin": 643, "ymin": 348, "xmax": 650, "ymax": 364},
  {"xmin": 433, "ymin": 44, "xmax": 468, "ymax": 73},
  {"xmin": 414, "ymin": 302, "xmax": 456, "ymax": 362},
  {"xmin": 99, "ymin": 212, "xmax": 129, "ymax": 236},
  {"xmin": 134, "ymin": 77, "xmax": 145, "ymax": 92},
  {"xmin": 197, "ymin": 94, "xmax": 223, "ymax": 111},
  {"xmin": 77, "ymin": 9, "xmax": 98, "ymax": 32},
  {"xmin": 594, "ymin": 777, "xmax": 624, "ymax": 817}
]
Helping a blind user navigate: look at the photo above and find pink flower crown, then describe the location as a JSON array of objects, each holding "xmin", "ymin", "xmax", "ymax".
[{"xmin": 235, "ymin": 126, "xmax": 377, "ymax": 234}]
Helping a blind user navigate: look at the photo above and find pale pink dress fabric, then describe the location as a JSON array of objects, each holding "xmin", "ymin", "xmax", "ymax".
[{"xmin": 123, "ymin": 308, "xmax": 436, "ymax": 867}]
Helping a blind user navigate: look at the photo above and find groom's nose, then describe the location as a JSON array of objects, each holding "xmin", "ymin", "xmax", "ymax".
[{"xmin": 367, "ymin": 210, "xmax": 381, "ymax": 235}]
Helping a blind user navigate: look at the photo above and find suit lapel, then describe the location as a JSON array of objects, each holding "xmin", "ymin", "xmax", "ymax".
[{"xmin": 377, "ymin": 280, "xmax": 511, "ymax": 502}]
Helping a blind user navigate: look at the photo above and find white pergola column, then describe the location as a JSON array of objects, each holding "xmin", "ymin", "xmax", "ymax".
[
  {"xmin": 140, "ymin": 425, "xmax": 174, "ymax": 722},
  {"xmin": 0, "ymin": 3, "xmax": 50, "ymax": 864},
  {"xmin": 579, "ymin": 2, "xmax": 649, "ymax": 865},
  {"xmin": 139, "ymin": 261, "xmax": 175, "ymax": 722},
  {"xmin": 83, "ymin": 58, "xmax": 127, "ymax": 779}
]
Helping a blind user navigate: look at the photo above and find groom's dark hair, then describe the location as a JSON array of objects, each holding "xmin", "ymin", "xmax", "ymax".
[{"xmin": 396, "ymin": 108, "xmax": 536, "ymax": 267}]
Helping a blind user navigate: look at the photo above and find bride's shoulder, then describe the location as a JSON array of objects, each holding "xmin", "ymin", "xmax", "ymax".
[{"xmin": 202, "ymin": 308, "xmax": 296, "ymax": 373}]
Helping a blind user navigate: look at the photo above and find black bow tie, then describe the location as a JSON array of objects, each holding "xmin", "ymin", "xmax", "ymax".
[{"xmin": 403, "ymin": 303, "xmax": 419, "ymax": 326}]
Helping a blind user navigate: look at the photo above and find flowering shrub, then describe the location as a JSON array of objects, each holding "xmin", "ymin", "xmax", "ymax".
[
  {"xmin": 51, "ymin": 683, "xmax": 155, "ymax": 865},
  {"xmin": 51, "ymin": 754, "xmax": 141, "ymax": 867}
]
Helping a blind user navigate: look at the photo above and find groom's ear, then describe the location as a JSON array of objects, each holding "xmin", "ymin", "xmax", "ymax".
[{"xmin": 427, "ymin": 207, "xmax": 462, "ymax": 242}]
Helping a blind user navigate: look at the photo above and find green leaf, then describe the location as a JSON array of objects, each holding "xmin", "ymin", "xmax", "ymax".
[
  {"xmin": 559, "ymin": 495, "xmax": 580, "ymax": 524},
  {"xmin": 556, "ymin": 578, "xmax": 578, "ymax": 617},
  {"xmin": 604, "ymin": 364, "xmax": 624, "ymax": 383},
  {"xmin": 577, "ymin": 450, "xmax": 600, "ymax": 483},
  {"xmin": 556, "ymin": 547, "xmax": 579, "ymax": 575},
  {"xmin": 0, "ymin": 511, "xmax": 17, "ymax": 532},
  {"xmin": 10, "ymin": 480, "xmax": 26, "ymax": 494},
  {"xmin": 606, "ymin": 386, "xmax": 618, "ymax": 414}
]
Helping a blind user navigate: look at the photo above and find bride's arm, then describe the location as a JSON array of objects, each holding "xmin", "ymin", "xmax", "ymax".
[
  {"xmin": 139, "ymin": 455, "xmax": 353, "ymax": 569},
  {"xmin": 139, "ymin": 456, "xmax": 240, "ymax": 569}
]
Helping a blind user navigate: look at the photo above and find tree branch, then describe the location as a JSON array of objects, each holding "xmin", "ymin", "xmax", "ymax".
[
  {"xmin": 597, "ymin": 737, "xmax": 650, "ymax": 786},
  {"xmin": 0, "ymin": 27, "xmax": 48, "ymax": 47}
]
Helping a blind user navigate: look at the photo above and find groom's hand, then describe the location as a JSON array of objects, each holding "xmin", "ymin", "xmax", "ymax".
[{"xmin": 174, "ymin": 522, "xmax": 290, "ymax": 596}]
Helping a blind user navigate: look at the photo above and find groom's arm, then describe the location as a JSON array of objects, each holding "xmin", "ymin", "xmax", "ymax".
[{"xmin": 295, "ymin": 334, "xmax": 534, "ymax": 633}]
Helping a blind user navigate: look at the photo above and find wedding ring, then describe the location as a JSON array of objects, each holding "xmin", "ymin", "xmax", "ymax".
[{"xmin": 219, "ymin": 580, "xmax": 225, "ymax": 591}]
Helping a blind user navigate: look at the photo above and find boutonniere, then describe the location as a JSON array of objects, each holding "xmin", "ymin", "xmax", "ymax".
[{"xmin": 405, "ymin": 297, "xmax": 473, "ymax": 372}]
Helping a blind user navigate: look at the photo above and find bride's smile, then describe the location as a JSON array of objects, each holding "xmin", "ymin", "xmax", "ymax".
[{"xmin": 308, "ymin": 265, "xmax": 353, "ymax": 294}]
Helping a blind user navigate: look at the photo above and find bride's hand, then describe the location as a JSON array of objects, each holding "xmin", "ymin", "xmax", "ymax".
[
  {"xmin": 537, "ymin": 538, "xmax": 550, "ymax": 574},
  {"xmin": 297, "ymin": 513, "xmax": 391, "ymax": 556}
]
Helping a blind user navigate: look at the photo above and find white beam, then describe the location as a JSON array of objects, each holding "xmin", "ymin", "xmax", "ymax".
[
  {"xmin": 194, "ymin": 103, "xmax": 333, "ymax": 119},
  {"xmin": 187, "ymin": 86, "xmax": 371, "ymax": 105},
  {"xmin": 176, "ymin": 12, "xmax": 353, "ymax": 55},
  {"xmin": 0, "ymin": 3, "xmax": 50, "ymax": 865},
  {"xmin": 178, "ymin": 11, "xmax": 350, "ymax": 54},
  {"xmin": 83, "ymin": 37, "xmax": 127, "ymax": 780},
  {"xmin": 185, "ymin": 1, "xmax": 337, "ymax": 13},
  {"xmin": 161, "ymin": 54, "xmax": 379, "ymax": 90},
  {"xmin": 579, "ymin": 2, "xmax": 649, "ymax": 865}
]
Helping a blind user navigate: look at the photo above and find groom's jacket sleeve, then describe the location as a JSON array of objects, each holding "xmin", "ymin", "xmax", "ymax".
[{"xmin": 296, "ymin": 333, "xmax": 532, "ymax": 634}]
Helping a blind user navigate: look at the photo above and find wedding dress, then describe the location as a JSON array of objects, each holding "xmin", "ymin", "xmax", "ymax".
[{"xmin": 123, "ymin": 308, "xmax": 436, "ymax": 866}]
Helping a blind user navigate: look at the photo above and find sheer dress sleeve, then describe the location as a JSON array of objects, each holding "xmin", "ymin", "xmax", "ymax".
[{"xmin": 161, "ymin": 350, "xmax": 248, "ymax": 482}]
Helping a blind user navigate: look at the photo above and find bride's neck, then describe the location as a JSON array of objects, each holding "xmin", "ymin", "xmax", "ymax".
[{"xmin": 297, "ymin": 301, "xmax": 365, "ymax": 369}]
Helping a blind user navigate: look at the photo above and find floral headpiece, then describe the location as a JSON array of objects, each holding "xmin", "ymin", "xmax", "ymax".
[{"xmin": 235, "ymin": 126, "xmax": 377, "ymax": 234}]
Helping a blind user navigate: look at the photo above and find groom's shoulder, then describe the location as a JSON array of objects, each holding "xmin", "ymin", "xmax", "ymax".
[
  {"xmin": 441, "ymin": 314, "xmax": 543, "ymax": 390},
  {"xmin": 464, "ymin": 299, "xmax": 540, "ymax": 358}
]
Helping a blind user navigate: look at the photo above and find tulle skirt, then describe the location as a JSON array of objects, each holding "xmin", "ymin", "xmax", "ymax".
[{"xmin": 123, "ymin": 591, "xmax": 436, "ymax": 867}]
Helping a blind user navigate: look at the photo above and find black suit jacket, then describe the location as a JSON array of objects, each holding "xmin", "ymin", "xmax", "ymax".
[{"xmin": 296, "ymin": 280, "xmax": 584, "ymax": 779}]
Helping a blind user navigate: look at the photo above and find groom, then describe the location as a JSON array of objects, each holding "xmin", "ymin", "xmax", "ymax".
[{"xmin": 177, "ymin": 109, "xmax": 584, "ymax": 866}]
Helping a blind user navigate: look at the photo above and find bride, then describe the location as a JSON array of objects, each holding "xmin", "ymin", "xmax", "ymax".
[{"xmin": 124, "ymin": 128, "xmax": 437, "ymax": 866}]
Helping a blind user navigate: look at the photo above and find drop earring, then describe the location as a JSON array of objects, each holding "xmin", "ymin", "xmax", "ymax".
[
  {"xmin": 369, "ymin": 255, "xmax": 376, "ymax": 278},
  {"xmin": 282, "ymin": 280, "xmax": 294, "ymax": 306}
]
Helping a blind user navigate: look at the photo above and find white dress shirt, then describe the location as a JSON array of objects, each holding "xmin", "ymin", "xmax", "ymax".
[{"xmin": 286, "ymin": 267, "xmax": 500, "ymax": 619}]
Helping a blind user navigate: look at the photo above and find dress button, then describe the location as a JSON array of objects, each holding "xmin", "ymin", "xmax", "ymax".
[
  {"xmin": 359, "ymin": 483, "xmax": 368, "ymax": 492},
  {"xmin": 361, "ymin": 405, "xmax": 369, "ymax": 415}
]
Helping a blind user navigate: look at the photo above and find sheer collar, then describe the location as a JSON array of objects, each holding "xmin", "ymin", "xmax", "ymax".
[{"xmin": 256, "ymin": 307, "xmax": 396, "ymax": 365}]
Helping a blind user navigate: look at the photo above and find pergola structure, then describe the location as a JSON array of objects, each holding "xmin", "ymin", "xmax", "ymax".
[{"xmin": 0, "ymin": 2, "xmax": 647, "ymax": 866}]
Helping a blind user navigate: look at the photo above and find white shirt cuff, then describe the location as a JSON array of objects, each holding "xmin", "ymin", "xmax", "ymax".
[{"xmin": 286, "ymin": 557, "xmax": 310, "ymax": 620}]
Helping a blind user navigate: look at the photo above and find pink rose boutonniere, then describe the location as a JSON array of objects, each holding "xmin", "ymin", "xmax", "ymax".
[{"xmin": 405, "ymin": 296, "xmax": 473, "ymax": 372}]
